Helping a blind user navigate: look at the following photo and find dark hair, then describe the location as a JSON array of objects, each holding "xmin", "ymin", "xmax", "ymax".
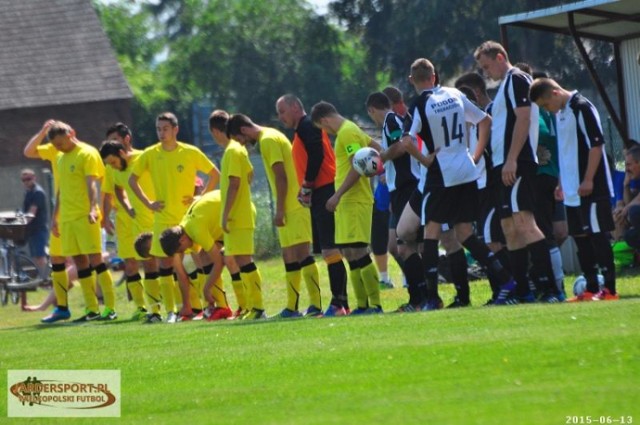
[
  {"xmin": 209, "ymin": 109, "xmax": 230, "ymax": 132},
  {"xmin": 157, "ymin": 112, "xmax": 179, "ymax": 127},
  {"xmin": 105, "ymin": 122, "xmax": 132, "ymax": 139},
  {"xmin": 532, "ymin": 71, "xmax": 549, "ymax": 79},
  {"xmin": 365, "ymin": 92, "xmax": 391, "ymax": 110},
  {"xmin": 474, "ymin": 40, "xmax": 509, "ymax": 62},
  {"xmin": 159, "ymin": 226, "xmax": 184, "ymax": 257},
  {"xmin": 99, "ymin": 139, "xmax": 126, "ymax": 160},
  {"xmin": 458, "ymin": 86, "xmax": 477, "ymax": 104},
  {"xmin": 455, "ymin": 73, "xmax": 486, "ymax": 92},
  {"xmin": 529, "ymin": 77, "xmax": 561, "ymax": 103},
  {"xmin": 382, "ymin": 86, "xmax": 403, "ymax": 104},
  {"xmin": 278, "ymin": 93, "xmax": 304, "ymax": 110},
  {"xmin": 514, "ymin": 62, "xmax": 532, "ymax": 75},
  {"xmin": 134, "ymin": 232, "xmax": 153, "ymax": 259},
  {"xmin": 226, "ymin": 114, "xmax": 254, "ymax": 138},
  {"xmin": 309, "ymin": 101, "xmax": 338, "ymax": 124},
  {"xmin": 627, "ymin": 144, "xmax": 640, "ymax": 162},
  {"xmin": 46, "ymin": 121, "xmax": 72, "ymax": 140}
]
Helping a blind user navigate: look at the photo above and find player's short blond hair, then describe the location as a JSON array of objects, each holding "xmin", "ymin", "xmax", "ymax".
[
  {"xmin": 474, "ymin": 40, "xmax": 509, "ymax": 62},
  {"xmin": 410, "ymin": 58, "xmax": 435, "ymax": 83}
]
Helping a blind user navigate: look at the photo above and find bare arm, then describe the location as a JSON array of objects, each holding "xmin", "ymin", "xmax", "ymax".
[
  {"xmin": 129, "ymin": 174, "xmax": 162, "ymax": 212},
  {"xmin": 86, "ymin": 176, "xmax": 101, "ymax": 224},
  {"xmin": 473, "ymin": 115, "xmax": 491, "ymax": 164},
  {"xmin": 24, "ymin": 120, "xmax": 54, "ymax": 159},
  {"xmin": 578, "ymin": 145, "xmax": 603, "ymax": 197},
  {"xmin": 202, "ymin": 243, "xmax": 225, "ymax": 306},
  {"xmin": 203, "ymin": 166, "xmax": 220, "ymax": 193},
  {"xmin": 502, "ymin": 106, "xmax": 531, "ymax": 186},
  {"xmin": 325, "ymin": 163, "xmax": 361, "ymax": 213}
]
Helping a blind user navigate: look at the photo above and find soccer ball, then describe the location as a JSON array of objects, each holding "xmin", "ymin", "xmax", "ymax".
[
  {"xmin": 572, "ymin": 274, "xmax": 605, "ymax": 296},
  {"xmin": 353, "ymin": 147, "xmax": 383, "ymax": 177}
]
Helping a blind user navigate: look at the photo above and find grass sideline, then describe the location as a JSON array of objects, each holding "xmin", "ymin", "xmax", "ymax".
[{"xmin": 1, "ymin": 258, "xmax": 639, "ymax": 424}]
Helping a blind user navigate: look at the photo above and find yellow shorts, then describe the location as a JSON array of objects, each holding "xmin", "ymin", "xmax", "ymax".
[
  {"xmin": 150, "ymin": 221, "xmax": 175, "ymax": 258},
  {"xmin": 61, "ymin": 218, "xmax": 103, "ymax": 256},
  {"xmin": 49, "ymin": 231, "xmax": 63, "ymax": 257},
  {"xmin": 277, "ymin": 208, "xmax": 312, "ymax": 248},
  {"xmin": 117, "ymin": 214, "xmax": 153, "ymax": 261},
  {"xmin": 223, "ymin": 227, "xmax": 255, "ymax": 256},
  {"xmin": 335, "ymin": 202, "xmax": 372, "ymax": 245}
]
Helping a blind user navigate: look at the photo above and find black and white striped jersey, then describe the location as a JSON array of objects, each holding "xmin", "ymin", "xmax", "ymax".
[
  {"xmin": 408, "ymin": 86, "xmax": 487, "ymax": 188},
  {"xmin": 381, "ymin": 111, "xmax": 420, "ymax": 192},
  {"xmin": 490, "ymin": 67, "xmax": 539, "ymax": 167},
  {"xmin": 556, "ymin": 91, "xmax": 613, "ymax": 207}
]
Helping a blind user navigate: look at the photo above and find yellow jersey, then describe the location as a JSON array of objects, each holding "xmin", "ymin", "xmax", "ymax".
[
  {"xmin": 335, "ymin": 120, "xmax": 373, "ymax": 203},
  {"xmin": 131, "ymin": 141, "xmax": 215, "ymax": 225},
  {"xmin": 181, "ymin": 190, "xmax": 223, "ymax": 252},
  {"xmin": 57, "ymin": 142, "xmax": 105, "ymax": 223},
  {"xmin": 37, "ymin": 143, "xmax": 61, "ymax": 194},
  {"xmin": 220, "ymin": 140, "xmax": 255, "ymax": 229},
  {"xmin": 258, "ymin": 127, "xmax": 301, "ymax": 213},
  {"xmin": 103, "ymin": 150, "xmax": 155, "ymax": 230}
]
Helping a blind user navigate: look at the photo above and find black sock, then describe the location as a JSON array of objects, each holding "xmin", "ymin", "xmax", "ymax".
[
  {"xmin": 447, "ymin": 249, "xmax": 469, "ymax": 303},
  {"xmin": 574, "ymin": 236, "xmax": 600, "ymax": 293},
  {"xmin": 327, "ymin": 260, "xmax": 348, "ymax": 309},
  {"xmin": 462, "ymin": 235, "xmax": 511, "ymax": 285},
  {"xmin": 421, "ymin": 239, "xmax": 440, "ymax": 300},
  {"xmin": 402, "ymin": 252, "xmax": 426, "ymax": 306},
  {"xmin": 509, "ymin": 248, "xmax": 530, "ymax": 297},
  {"xmin": 495, "ymin": 247, "xmax": 511, "ymax": 274},
  {"xmin": 528, "ymin": 239, "xmax": 556, "ymax": 294},
  {"xmin": 591, "ymin": 232, "xmax": 616, "ymax": 294}
]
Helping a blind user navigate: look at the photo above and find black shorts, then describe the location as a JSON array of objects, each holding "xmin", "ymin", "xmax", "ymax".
[
  {"xmin": 424, "ymin": 181, "xmax": 478, "ymax": 225},
  {"xmin": 389, "ymin": 184, "xmax": 416, "ymax": 229},
  {"xmin": 533, "ymin": 173, "xmax": 559, "ymax": 242},
  {"xmin": 494, "ymin": 161, "xmax": 537, "ymax": 219},
  {"xmin": 566, "ymin": 199, "xmax": 614, "ymax": 236},
  {"xmin": 310, "ymin": 184, "xmax": 338, "ymax": 251},
  {"xmin": 371, "ymin": 208, "xmax": 390, "ymax": 255},
  {"xmin": 477, "ymin": 186, "xmax": 505, "ymax": 244}
]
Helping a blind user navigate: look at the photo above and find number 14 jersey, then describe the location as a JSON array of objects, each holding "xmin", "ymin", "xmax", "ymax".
[{"xmin": 408, "ymin": 86, "xmax": 487, "ymax": 189}]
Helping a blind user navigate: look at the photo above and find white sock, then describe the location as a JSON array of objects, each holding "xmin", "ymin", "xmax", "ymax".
[{"xmin": 549, "ymin": 246, "xmax": 565, "ymax": 293}]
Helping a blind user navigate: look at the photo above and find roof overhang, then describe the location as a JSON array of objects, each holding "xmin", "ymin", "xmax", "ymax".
[{"xmin": 499, "ymin": 0, "xmax": 640, "ymax": 43}]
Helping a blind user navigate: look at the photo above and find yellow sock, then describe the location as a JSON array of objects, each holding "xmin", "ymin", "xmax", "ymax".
[
  {"xmin": 127, "ymin": 274, "xmax": 145, "ymax": 309},
  {"xmin": 188, "ymin": 271, "xmax": 203, "ymax": 311},
  {"xmin": 78, "ymin": 271, "xmax": 99, "ymax": 313},
  {"xmin": 159, "ymin": 273, "xmax": 176, "ymax": 313},
  {"xmin": 144, "ymin": 274, "xmax": 161, "ymax": 314},
  {"xmin": 301, "ymin": 258, "xmax": 321, "ymax": 309},
  {"xmin": 348, "ymin": 266, "xmax": 368, "ymax": 309},
  {"xmin": 241, "ymin": 264, "xmax": 263, "ymax": 310},
  {"xmin": 211, "ymin": 276, "xmax": 229, "ymax": 308},
  {"xmin": 230, "ymin": 273, "xmax": 246, "ymax": 311},
  {"xmin": 51, "ymin": 267, "xmax": 69, "ymax": 308},
  {"xmin": 285, "ymin": 264, "xmax": 301, "ymax": 311},
  {"xmin": 360, "ymin": 259, "xmax": 381, "ymax": 307},
  {"xmin": 96, "ymin": 266, "xmax": 115, "ymax": 311}
]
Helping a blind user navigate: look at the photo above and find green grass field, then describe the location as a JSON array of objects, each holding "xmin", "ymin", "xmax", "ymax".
[{"xmin": 1, "ymin": 258, "xmax": 639, "ymax": 424}]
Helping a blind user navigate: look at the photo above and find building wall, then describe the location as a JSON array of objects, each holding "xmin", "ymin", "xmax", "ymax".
[
  {"xmin": 0, "ymin": 99, "xmax": 131, "ymax": 211},
  {"xmin": 621, "ymin": 38, "xmax": 640, "ymax": 143}
]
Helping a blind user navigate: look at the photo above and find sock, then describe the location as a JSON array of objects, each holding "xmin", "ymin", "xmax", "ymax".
[
  {"xmin": 284, "ymin": 262, "xmax": 301, "ymax": 311},
  {"xmin": 495, "ymin": 247, "xmax": 511, "ymax": 273},
  {"xmin": 211, "ymin": 276, "xmax": 229, "ymax": 308},
  {"xmin": 508, "ymin": 248, "xmax": 530, "ymax": 297},
  {"xmin": 402, "ymin": 252, "xmax": 426, "ymax": 306},
  {"xmin": 126, "ymin": 273, "xmax": 145, "ymax": 309},
  {"xmin": 301, "ymin": 256, "xmax": 321, "ymax": 309},
  {"xmin": 347, "ymin": 260, "xmax": 368, "ymax": 309},
  {"xmin": 78, "ymin": 267, "xmax": 99, "ymax": 314},
  {"xmin": 188, "ymin": 269, "xmax": 203, "ymax": 311},
  {"xmin": 95, "ymin": 263, "xmax": 115, "ymax": 311},
  {"xmin": 574, "ymin": 235, "xmax": 600, "ymax": 292},
  {"xmin": 359, "ymin": 255, "xmax": 381, "ymax": 307},
  {"xmin": 230, "ymin": 271, "xmax": 246, "ymax": 310},
  {"xmin": 421, "ymin": 239, "xmax": 440, "ymax": 300},
  {"xmin": 591, "ymin": 232, "xmax": 616, "ymax": 294},
  {"xmin": 144, "ymin": 271, "xmax": 161, "ymax": 314},
  {"xmin": 549, "ymin": 246, "xmax": 565, "ymax": 294},
  {"xmin": 51, "ymin": 263, "xmax": 69, "ymax": 308},
  {"xmin": 241, "ymin": 262, "xmax": 263, "ymax": 310},
  {"xmin": 159, "ymin": 267, "xmax": 176, "ymax": 313},
  {"xmin": 326, "ymin": 254, "xmax": 348, "ymax": 309},
  {"xmin": 528, "ymin": 239, "xmax": 556, "ymax": 294},
  {"xmin": 448, "ymin": 249, "xmax": 469, "ymax": 303}
]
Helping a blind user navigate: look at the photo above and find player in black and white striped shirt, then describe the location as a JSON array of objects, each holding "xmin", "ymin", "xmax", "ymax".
[
  {"xmin": 530, "ymin": 77, "xmax": 617, "ymax": 301},
  {"xmin": 474, "ymin": 41, "xmax": 560, "ymax": 303}
]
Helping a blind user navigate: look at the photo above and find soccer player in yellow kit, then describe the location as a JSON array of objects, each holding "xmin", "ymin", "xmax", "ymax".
[
  {"xmin": 159, "ymin": 190, "xmax": 233, "ymax": 320},
  {"xmin": 23, "ymin": 120, "xmax": 72, "ymax": 323},
  {"xmin": 227, "ymin": 114, "xmax": 321, "ymax": 319},
  {"xmin": 311, "ymin": 101, "xmax": 384, "ymax": 314},
  {"xmin": 209, "ymin": 110, "xmax": 261, "ymax": 319},
  {"xmin": 47, "ymin": 121, "xmax": 117, "ymax": 322},
  {"xmin": 99, "ymin": 133, "xmax": 159, "ymax": 321},
  {"xmin": 129, "ymin": 112, "xmax": 219, "ymax": 323}
]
